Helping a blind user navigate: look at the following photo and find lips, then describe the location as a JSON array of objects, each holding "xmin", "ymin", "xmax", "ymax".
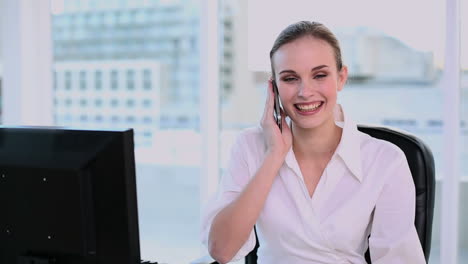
[{"xmin": 294, "ymin": 101, "xmax": 324, "ymax": 112}]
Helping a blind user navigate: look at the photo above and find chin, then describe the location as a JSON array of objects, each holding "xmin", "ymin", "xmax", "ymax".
[
  {"xmin": 289, "ymin": 112, "xmax": 333, "ymax": 130},
  {"xmin": 291, "ymin": 119, "xmax": 325, "ymax": 130}
]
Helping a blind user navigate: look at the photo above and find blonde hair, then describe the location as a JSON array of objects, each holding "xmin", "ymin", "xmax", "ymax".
[{"xmin": 270, "ymin": 21, "xmax": 343, "ymax": 78}]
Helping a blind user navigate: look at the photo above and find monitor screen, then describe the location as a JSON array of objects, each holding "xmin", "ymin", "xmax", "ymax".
[{"xmin": 0, "ymin": 127, "xmax": 140, "ymax": 264}]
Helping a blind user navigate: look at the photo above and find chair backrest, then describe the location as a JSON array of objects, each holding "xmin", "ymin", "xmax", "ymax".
[{"xmin": 245, "ymin": 125, "xmax": 436, "ymax": 264}]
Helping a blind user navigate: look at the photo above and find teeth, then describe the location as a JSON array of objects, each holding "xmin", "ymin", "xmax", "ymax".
[{"xmin": 296, "ymin": 102, "xmax": 322, "ymax": 111}]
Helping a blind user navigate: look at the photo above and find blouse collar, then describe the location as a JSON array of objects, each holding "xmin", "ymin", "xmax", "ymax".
[{"xmin": 284, "ymin": 104, "xmax": 363, "ymax": 182}]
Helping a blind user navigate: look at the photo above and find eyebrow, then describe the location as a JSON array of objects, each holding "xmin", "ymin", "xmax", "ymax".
[{"xmin": 278, "ymin": 65, "xmax": 329, "ymax": 75}]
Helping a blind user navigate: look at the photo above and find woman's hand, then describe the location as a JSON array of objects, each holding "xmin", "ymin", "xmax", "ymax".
[{"xmin": 261, "ymin": 80, "xmax": 292, "ymax": 158}]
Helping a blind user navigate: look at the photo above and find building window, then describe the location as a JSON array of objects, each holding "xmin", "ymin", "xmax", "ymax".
[
  {"xmin": 143, "ymin": 116, "xmax": 152, "ymax": 123},
  {"xmin": 65, "ymin": 71, "xmax": 72, "ymax": 90},
  {"xmin": 68, "ymin": 14, "xmax": 76, "ymax": 27},
  {"xmin": 143, "ymin": 131, "xmax": 152, "ymax": 138},
  {"xmin": 111, "ymin": 99, "xmax": 119, "ymax": 107},
  {"xmin": 190, "ymin": 36, "xmax": 196, "ymax": 50},
  {"xmin": 111, "ymin": 116, "xmax": 120, "ymax": 122},
  {"xmin": 80, "ymin": 98, "xmax": 87, "ymax": 107},
  {"xmin": 224, "ymin": 20, "xmax": 232, "ymax": 29},
  {"xmin": 65, "ymin": 98, "xmax": 72, "ymax": 106},
  {"xmin": 223, "ymin": 82, "xmax": 232, "ymax": 91},
  {"xmin": 126, "ymin": 116, "xmax": 136, "ymax": 123},
  {"xmin": 64, "ymin": 114, "xmax": 72, "ymax": 122},
  {"xmin": 115, "ymin": 11, "xmax": 122, "ymax": 24},
  {"xmin": 84, "ymin": 14, "xmax": 91, "ymax": 26},
  {"xmin": 142, "ymin": 99, "xmax": 152, "ymax": 108},
  {"xmin": 95, "ymin": 70, "xmax": 102, "ymax": 90},
  {"xmin": 143, "ymin": 69, "xmax": 152, "ymax": 90},
  {"xmin": 111, "ymin": 70, "xmax": 118, "ymax": 90},
  {"xmin": 222, "ymin": 66, "xmax": 232, "ymax": 75},
  {"xmin": 427, "ymin": 120, "xmax": 443, "ymax": 127},
  {"xmin": 224, "ymin": 51, "xmax": 232, "ymax": 60},
  {"xmin": 127, "ymin": 69, "xmax": 135, "ymax": 90},
  {"xmin": 382, "ymin": 119, "xmax": 417, "ymax": 127},
  {"xmin": 94, "ymin": 99, "xmax": 103, "ymax": 107},
  {"xmin": 126, "ymin": 99, "xmax": 135, "ymax": 107},
  {"xmin": 79, "ymin": 71, "xmax": 87, "ymax": 90},
  {"xmin": 53, "ymin": 71, "xmax": 57, "ymax": 90},
  {"xmin": 98, "ymin": 12, "xmax": 105, "ymax": 25},
  {"xmin": 129, "ymin": 10, "xmax": 137, "ymax": 23}
]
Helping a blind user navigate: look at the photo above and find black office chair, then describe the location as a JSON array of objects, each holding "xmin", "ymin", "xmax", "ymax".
[{"xmin": 238, "ymin": 125, "xmax": 436, "ymax": 264}]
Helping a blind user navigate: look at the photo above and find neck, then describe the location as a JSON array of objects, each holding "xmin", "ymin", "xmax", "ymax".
[{"xmin": 291, "ymin": 116, "xmax": 342, "ymax": 160}]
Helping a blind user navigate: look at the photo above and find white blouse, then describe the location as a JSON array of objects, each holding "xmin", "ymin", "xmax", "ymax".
[{"xmin": 201, "ymin": 104, "xmax": 426, "ymax": 264}]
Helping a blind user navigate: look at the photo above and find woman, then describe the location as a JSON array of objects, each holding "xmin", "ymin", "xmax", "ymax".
[{"xmin": 201, "ymin": 21, "xmax": 426, "ymax": 264}]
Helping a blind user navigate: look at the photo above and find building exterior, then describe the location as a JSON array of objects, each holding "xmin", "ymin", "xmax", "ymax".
[
  {"xmin": 54, "ymin": 60, "xmax": 164, "ymax": 146},
  {"xmin": 337, "ymin": 27, "xmax": 437, "ymax": 83},
  {"xmin": 52, "ymin": 0, "xmax": 235, "ymax": 146}
]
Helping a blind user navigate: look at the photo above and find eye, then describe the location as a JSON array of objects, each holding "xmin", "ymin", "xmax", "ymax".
[
  {"xmin": 283, "ymin": 76, "xmax": 298, "ymax": 82},
  {"xmin": 314, "ymin": 74, "xmax": 327, "ymax": 79}
]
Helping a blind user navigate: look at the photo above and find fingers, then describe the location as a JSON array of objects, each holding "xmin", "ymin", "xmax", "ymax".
[
  {"xmin": 280, "ymin": 109, "xmax": 290, "ymax": 133},
  {"xmin": 265, "ymin": 79, "xmax": 275, "ymax": 118},
  {"xmin": 262, "ymin": 79, "xmax": 275, "ymax": 124}
]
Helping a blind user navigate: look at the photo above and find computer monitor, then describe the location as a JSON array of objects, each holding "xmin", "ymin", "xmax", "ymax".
[{"xmin": 0, "ymin": 127, "xmax": 141, "ymax": 264}]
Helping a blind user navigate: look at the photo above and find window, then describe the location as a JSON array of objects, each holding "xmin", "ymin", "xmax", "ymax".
[
  {"xmin": 65, "ymin": 71, "xmax": 72, "ymax": 90},
  {"xmin": 143, "ymin": 116, "xmax": 152, "ymax": 123},
  {"xmin": 110, "ymin": 99, "xmax": 119, "ymax": 107},
  {"xmin": 428, "ymin": 120, "xmax": 444, "ymax": 127},
  {"xmin": 126, "ymin": 99, "xmax": 135, "ymax": 107},
  {"xmin": 79, "ymin": 71, "xmax": 86, "ymax": 90},
  {"xmin": 111, "ymin": 70, "xmax": 118, "ymax": 90},
  {"xmin": 94, "ymin": 98, "xmax": 103, "ymax": 107},
  {"xmin": 143, "ymin": 131, "xmax": 152, "ymax": 138},
  {"xmin": 64, "ymin": 114, "xmax": 72, "ymax": 121},
  {"xmin": 115, "ymin": 11, "xmax": 122, "ymax": 25},
  {"xmin": 126, "ymin": 116, "xmax": 135, "ymax": 123},
  {"xmin": 111, "ymin": 115, "xmax": 120, "ymax": 122},
  {"xmin": 53, "ymin": 71, "xmax": 58, "ymax": 90},
  {"xmin": 95, "ymin": 70, "xmax": 102, "ymax": 90},
  {"xmin": 98, "ymin": 12, "xmax": 105, "ymax": 25},
  {"xmin": 49, "ymin": 1, "xmax": 204, "ymax": 263},
  {"xmin": 143, "ymin": 69, "xmax": 152, "ymax": 90},
  {"xmin": 142, "ymin": 99, "xmax": 152, "ymax": 108},
  {"xmin": 126, "ymin": 69, "xmax": 135, "ymax": 90},
  {"xmin": 382, "ymin": 119, "xmax": 418, "ymax": 127}
]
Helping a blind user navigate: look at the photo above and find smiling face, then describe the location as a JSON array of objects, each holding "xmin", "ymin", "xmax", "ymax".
[{"xmin": 272, "ymin": 36, "xmax": 348, "ymax": 131}]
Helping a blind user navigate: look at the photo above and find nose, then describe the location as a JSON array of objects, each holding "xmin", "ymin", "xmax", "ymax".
[{"xmin": 297, "ymin": 80, "xmax": 315, "ymax": 98}]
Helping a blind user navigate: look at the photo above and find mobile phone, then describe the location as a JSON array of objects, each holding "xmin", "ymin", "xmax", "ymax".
[{"xmin": 272, "ymin": 80, "xmax": 282, "ymax": 132}]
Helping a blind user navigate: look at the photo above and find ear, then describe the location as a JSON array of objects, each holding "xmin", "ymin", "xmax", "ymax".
[{"xmin": 337, "ymin": 65, "xmax": 348, "ymax": 92}]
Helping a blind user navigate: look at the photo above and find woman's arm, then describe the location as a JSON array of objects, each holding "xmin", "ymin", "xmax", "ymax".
[
  {"xmin": 369, "ymin": 152, "xmax": 426, "ymax": 264},
  {"xmin": 208, "ymin": 150, "xmax": 285, "ymax": 263},
  {"xmin": 208, "ymin": 81, "xmax": 292, "ymax": 263}
]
